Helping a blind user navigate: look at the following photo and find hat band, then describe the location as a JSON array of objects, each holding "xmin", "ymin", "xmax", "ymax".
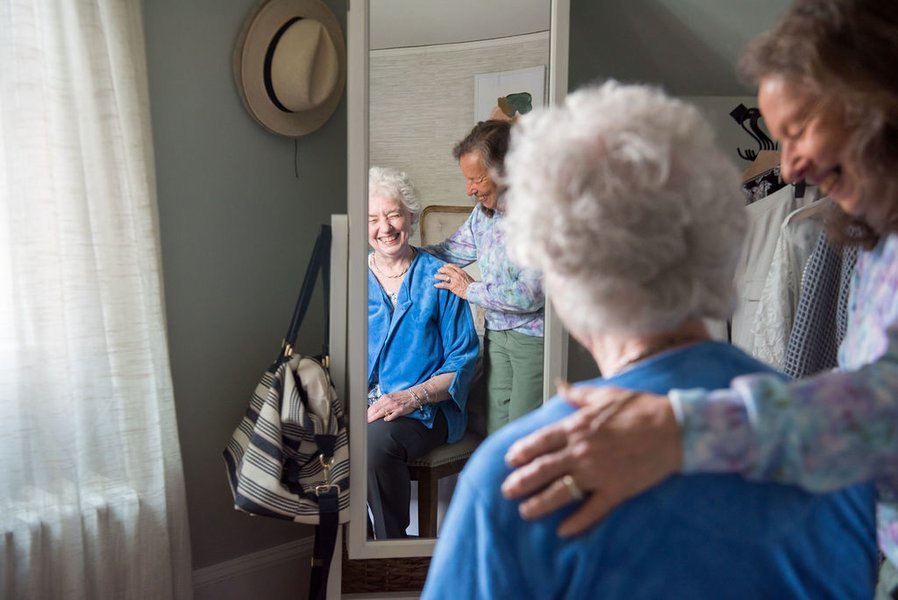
[{"xmin": 263, "ymin": 16, "xmax": 302, "ymax": 113}]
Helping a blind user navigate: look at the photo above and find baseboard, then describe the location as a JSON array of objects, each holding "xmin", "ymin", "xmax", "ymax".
[{"xmin": 193, "ymin": 537, "xmax": 314, "ymax": 600}]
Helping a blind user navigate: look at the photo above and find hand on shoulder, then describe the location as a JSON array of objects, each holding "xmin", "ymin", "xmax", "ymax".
[{"xmin": 501, "ymin": 385, "xmax": 681, "ymax": 537}]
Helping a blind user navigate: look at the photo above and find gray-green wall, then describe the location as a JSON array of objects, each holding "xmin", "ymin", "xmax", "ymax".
[{"xmin": 144, "ymin": 0, "xmax": 347, "ymax": 569}]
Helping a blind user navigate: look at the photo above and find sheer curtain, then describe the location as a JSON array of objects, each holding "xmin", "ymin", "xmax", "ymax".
[{"xmin": 0, "ymin": 1, "xmax": 193, "ymax": 598}]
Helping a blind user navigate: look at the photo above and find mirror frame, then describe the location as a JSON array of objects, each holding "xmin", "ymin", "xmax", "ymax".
[{"xmin": 346, "ymin": 0, "xmax": 570, "ymax": 559}]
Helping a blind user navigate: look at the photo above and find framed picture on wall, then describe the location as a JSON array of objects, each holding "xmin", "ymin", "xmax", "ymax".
[{"xmin": 474, "ymin": 65, "xmax": 546, "ymax": 122}]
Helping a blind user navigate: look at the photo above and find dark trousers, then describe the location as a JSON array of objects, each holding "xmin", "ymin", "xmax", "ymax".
[{"xmin": 367, "ymin": 410, "xmax": 447, "ymax": 539}]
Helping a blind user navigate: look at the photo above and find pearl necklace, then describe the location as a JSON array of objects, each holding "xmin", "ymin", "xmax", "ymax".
[{"xmin": 371, "ymin": 249, "xmax": 415, "ymax": 279}]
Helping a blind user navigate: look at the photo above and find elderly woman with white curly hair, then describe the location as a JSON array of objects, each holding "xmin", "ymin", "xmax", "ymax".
[
  {"xmin": 421, "ymin": 83, "xmax": 877, "ymax": 599},
  {"xmin": 366, "ymin": 166, "xmax": 479, "ymax": 539}
]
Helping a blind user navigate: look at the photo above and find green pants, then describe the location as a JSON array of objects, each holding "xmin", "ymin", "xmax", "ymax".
[
  {"xmin": 484, "ymin": 329, "xmax": 545, "ymax": 434},
  {"xmin": 875, "ymin": 557, "xmax": 898, "ymax": 600}
]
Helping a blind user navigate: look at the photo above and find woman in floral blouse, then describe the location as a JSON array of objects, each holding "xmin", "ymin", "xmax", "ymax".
[{"xmin": 425, "ymin": 120, "xmax": 545, "ymax": 434}]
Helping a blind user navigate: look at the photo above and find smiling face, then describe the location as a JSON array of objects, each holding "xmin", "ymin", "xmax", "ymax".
[
  {"xmin": 758, "ymin": 75, "xmax": 867, "ymax": 220},
  {"xmin": 459, "ymin": 151, "xmax": 499, "ymax": 211},
  {"xmin": 368, "ymin": 193, "xmax": 411, "ymax": 259}
]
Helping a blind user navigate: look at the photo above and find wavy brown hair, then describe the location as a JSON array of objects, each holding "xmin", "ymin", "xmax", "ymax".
[
  {"xmin": 452, "ymin": 120, "xmax": 512, "ymax": 176},
  {"xmin": 739, "ymin": 0, "xmax": 898, "ymax": 248}
]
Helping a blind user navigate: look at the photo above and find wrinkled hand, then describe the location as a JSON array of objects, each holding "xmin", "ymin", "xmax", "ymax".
[
  {"xmin": 501, "ymin": 385, "xmax": 682, "ymax": 537},
  {"xmin": 367, "ymin": 390, "xmax": 416, "ymax": 423},
  {"xmin": 435, "ymin": 264, "xmax": 474, "ymax": 299}
]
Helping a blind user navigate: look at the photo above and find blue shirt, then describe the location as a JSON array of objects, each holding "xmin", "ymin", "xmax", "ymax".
[
  {"xmin": 423, "ymin": 341, "xmax": 877, "ymax": 599},
  {"xmin": 368, "ymin": 249, "xmax": 479, "ymax": 443}
]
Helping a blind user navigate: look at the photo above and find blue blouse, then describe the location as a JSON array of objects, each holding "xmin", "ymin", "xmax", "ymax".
[
  {"xmin": 368, "ymin": 249, "xmax": 480, "ymax": 443},
  {"xmin": 423, "ymin": 342, "xmax": 876, "ymax": 599}
]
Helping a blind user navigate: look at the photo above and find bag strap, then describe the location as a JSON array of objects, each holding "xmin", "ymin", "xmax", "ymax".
[
  {"xmin": 282, "ymin": 224, "xmax": 336, "ymax": 599},
  {"xmin": 308, "ymin": 487, "xmax": 339, "ymax": 600},
  {"xmin": 282, "ymin": 224, "xmax": 332, "ymax": 359}
]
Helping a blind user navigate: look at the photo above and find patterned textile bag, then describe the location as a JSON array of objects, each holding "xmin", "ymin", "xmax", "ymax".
[{"xmin": 223, "ymin": 225, "xmax": 348, "ymax": 599}]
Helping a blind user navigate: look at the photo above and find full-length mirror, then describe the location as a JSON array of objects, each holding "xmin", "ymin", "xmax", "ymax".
[{"xmin": 347, "ymin": 0, "xmax": 570, "ymax": 558}]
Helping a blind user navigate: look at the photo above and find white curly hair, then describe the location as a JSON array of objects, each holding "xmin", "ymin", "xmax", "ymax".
[
  {"xmin": 369, "ymin": 166, "xmax": 422, "ymax": 234},
  {"xmin": 503, "ymin": 81, "xmax": 747, "ymax": 336}
]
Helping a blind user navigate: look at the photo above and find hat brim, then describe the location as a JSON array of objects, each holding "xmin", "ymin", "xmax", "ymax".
[{"xmin": 234, "ymin": 0, "xmax": 346, "ymax": 137}]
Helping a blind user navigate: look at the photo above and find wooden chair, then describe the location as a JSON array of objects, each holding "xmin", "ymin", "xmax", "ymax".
[{"xmin": 407, "ymin": 430, "xmax": 483, "ymax": 537}]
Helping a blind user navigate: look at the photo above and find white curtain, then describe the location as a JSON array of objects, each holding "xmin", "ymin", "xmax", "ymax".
[{"xmin": 0, "ymin": 0, "xmax": 193, "ymax": 598}]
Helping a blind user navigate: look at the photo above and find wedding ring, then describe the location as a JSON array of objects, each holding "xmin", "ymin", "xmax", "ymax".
[
  {"xmin": 561, "ymin": 474, "xmax": 585, "ymax": 501},
  {"xmin": 447, "ymin": 277, "xmax": 451, "ymax": 284}
]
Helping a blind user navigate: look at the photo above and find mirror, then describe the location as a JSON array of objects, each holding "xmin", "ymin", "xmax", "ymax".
[{"xmin": 347, "ymin": 0, "xmax": 570, "ymax": 558}]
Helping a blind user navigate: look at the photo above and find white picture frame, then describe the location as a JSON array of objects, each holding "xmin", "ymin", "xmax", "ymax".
[{"xmin": 474, "ymin": 65, "xmax": 547, "ymax": 122}]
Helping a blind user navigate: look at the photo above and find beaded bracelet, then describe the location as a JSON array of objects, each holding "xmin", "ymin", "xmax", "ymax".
[{"xmin": 421, "ymin": 382, "xmax": 432, "ymax": 405}]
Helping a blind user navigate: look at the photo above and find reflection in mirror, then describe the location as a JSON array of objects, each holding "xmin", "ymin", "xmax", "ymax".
[
  {"xmin": 347, "ymin": 0, "xmax": 569, "ymax": 560},
  {"xmin": 366, "ymin": 0, "xmax": 552, "ymax": 541}
]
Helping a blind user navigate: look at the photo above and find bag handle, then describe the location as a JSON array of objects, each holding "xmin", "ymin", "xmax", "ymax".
[{"xmin": 282, "ymin": 224, "xmax": 332, "ymax": 360}]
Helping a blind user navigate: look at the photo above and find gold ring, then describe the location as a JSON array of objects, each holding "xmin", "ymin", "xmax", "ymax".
[{"xmin": 561, "ymin": 474, "xmax": 585, "ymax": 501}]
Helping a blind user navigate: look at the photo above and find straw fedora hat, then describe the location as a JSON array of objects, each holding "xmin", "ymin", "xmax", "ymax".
[{"xmin": 234, "ymin": 0, "xmax": 346, "ymax": 137}]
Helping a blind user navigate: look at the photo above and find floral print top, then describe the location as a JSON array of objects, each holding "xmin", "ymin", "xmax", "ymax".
[
  {"xmin": 423, "ymin": 204, "xmax": 544, "ymax": 337},
  {"xmin": 672, "ymin": 232, "xmax": 898, "ymax": 565}
]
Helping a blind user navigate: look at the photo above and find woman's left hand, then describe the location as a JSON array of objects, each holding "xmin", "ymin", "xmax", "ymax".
[
  {"xmin": 500, "ymin": 385, "xmax": 682, "ymax": 537},
  {"xmin": 367, "ymin": 390, "xmax": 416, "ymax": 423},
  {"xmin": 435, "ymin": 264, "xmax": 474, "ymax": 299}
]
